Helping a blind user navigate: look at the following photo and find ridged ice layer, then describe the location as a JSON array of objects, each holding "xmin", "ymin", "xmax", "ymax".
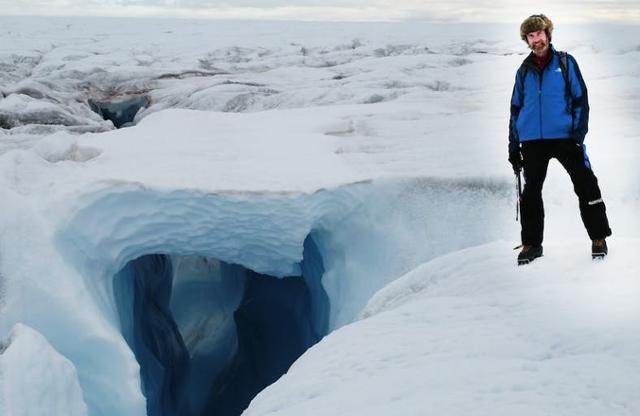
[{"xmin": 58, "ymin": 184, "xmax": 364, "ymax": 281}]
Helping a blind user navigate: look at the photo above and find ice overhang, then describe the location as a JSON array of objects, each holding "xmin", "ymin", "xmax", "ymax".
[
  {"xmin": 54, "ymin": 183, "xmax": 367, "ymax": 416},
  {"xmin": 56, "ymin": 183, "xmax": 366, "ymax": 311}
]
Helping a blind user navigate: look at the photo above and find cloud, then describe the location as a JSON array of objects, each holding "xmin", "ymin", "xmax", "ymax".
[{"xmin": 0, "ymin": 0, "xmax": 638, "ymax": 22}]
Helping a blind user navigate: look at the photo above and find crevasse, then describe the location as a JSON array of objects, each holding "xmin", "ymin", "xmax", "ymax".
[{"xmin": 53, "ymin": 178, "xmax": 509, "ymax": 416}]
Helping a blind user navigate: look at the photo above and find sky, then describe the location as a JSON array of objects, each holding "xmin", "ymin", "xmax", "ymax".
[{"xmin": 0, "ymin": 0, "xmax": 639, "ymax": 23}]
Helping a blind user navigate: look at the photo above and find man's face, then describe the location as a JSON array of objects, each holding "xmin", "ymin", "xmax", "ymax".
[{"xmin": 526, "ymin": 29, "xmax": 549, "ymax": 56}]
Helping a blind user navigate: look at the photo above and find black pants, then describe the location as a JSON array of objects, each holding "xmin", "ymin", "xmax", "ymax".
[{"xmin": 520, "ymin": 139, "xmax": 611, "ymax": 245}]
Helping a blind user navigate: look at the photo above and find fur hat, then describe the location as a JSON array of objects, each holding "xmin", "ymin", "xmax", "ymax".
[{"xmin": 520, "ymin": 14, "xmax": 553, "ymax": 42}]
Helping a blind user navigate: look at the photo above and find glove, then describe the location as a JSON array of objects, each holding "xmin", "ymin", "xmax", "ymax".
[{"xmin": 509, "ymin": 150, "xmax": 523, "ymax": 173}]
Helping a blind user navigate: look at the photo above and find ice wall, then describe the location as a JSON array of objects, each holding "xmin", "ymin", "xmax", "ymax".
[
  {"xmin": 113, "ymin": 254, "xmax": 189, "ymax": 416},
  {"xmin": 169, "ymin": 257, "xmax": 247, "ymax": 414},
  {"xmin": 202, "ymin": 269, "xmax": 319, "ymax": 416},
  {"xmin": 300, "ymin": 234, "xmax": 329, "ymax": 338},
  {"xmin": 50, "ymin": 177, "xmax": 512, "ymax": 416},
  {"xmin": 112, "ymin": 236, "xmax": 326, "ymax": 416},
  {"xmin": 57, "ymin": 177, "xmax": 514, "ymax": 328}
]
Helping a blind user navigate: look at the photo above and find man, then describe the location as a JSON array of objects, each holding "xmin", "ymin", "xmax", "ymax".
[{"xmin": 508, "ymin": 14, "xmax": 611, "ymax": 265}]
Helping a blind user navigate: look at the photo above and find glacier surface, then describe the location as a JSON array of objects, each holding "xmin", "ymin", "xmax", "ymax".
[{"xmin": 0, "ymin": 16, "xmax": 639, "ymax": 416}]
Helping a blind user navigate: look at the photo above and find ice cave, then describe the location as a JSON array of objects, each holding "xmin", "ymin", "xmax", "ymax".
[
  {"xmin": 89, "ymin": 96, "xmax": 150, "ymax": 128},
  {"xmin": 47, "ymin": 176, "xmax": 508, "ymax": 416},
  {"xmin": 112, "ymin": 234, "xmax": 327, "ymax": 416},
  {"xmin": 49, "ymin": 183, "xmax": 375, "ymax": 416}
]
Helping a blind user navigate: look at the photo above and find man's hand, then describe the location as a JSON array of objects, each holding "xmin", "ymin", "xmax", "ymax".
[{"xmin": 509, "ymin": 150, "xmax": 523, "ymax": 173}]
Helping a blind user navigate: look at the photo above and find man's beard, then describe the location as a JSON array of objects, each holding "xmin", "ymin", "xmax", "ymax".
[{"xmin": 531, "ymin": 40, "xmax": 549, "ymax": 54}]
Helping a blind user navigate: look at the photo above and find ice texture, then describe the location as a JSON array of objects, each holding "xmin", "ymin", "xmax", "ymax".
[
  {"xmin": 245, "ymin": 240, "xmax": 640, "ymax": 416},
  {"xmin": 112, "ymin": 235, "xmax": 328, "ymax": 416},
  {"xmin": 169, "ymin": 256, "xmax": 247, "ymax": 414},
  {"xmin": 0, "ymin": 324, "xmax": 88, "ymax": 416},
  {"xmin": 0, "ymin": 16, "xmax": 639, "ymax": 416},
  {"xmin": 114, "ymin": 254, "xmax": 189, "ymax": 416}
]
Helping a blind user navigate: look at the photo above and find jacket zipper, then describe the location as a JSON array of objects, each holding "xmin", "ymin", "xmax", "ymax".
[{"xmin": 538, "ymin": 68, "xmax": 544, "ymax": 139}]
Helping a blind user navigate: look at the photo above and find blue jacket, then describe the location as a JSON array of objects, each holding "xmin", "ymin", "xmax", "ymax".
[{"xmin": 509, "ymin": 45, "xmax": 589, "ymax": 153}]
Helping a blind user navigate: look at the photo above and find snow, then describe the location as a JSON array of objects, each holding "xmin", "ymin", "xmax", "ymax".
[
  {"xmin": 0, "ymin": 324, "xmax": 88, "ymax": 416},
  {"xmin": 0, "ymin": 16, "xmax": 639, "ymax": 416},
  {"xmin": 245, "ymin": 239, "xmax": 640, "ymax": 416}
]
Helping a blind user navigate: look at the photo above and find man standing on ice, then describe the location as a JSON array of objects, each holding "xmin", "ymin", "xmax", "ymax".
[{"xmin": 508, "ymin": 14, "xmax": 611, "ymax": 265}]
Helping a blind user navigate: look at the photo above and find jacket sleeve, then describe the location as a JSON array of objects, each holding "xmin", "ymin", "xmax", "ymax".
[
  {"xmin": 567, "ymin": 55, "xmax": 589, "ymax": 143},
  {"xmin": 508, "ymin": 68, "xmax": 524, "ymax": 154}
]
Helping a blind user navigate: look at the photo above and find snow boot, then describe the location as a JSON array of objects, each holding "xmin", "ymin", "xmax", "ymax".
[
  {"xmin": 592, "ymin": 239, "xmax": 608, "ymax": 260},
  {"xmin": 517, "ymin": 244, "xmax": 543, "ymax": 265}
]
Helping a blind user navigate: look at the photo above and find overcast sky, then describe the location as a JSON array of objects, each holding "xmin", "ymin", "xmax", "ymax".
[{"xmin": 0, "ymin": 0, "xmax": 639, "ymax": 23}]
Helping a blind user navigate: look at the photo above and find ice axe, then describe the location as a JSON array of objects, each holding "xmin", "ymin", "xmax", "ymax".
[{"xmin": 515, "ymin": 170, "xmax": 522, "ymax": 222}]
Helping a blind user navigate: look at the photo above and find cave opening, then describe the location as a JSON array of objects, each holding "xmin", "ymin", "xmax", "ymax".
[
  {"xmin": 89, "ymin": 96, "xmax": 150, "ymax": 128},
  {"xmin": 113, "ymin": 234, "xmax": 328, "ymax": 416}
]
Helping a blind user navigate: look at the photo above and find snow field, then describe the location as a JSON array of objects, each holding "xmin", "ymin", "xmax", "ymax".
[{"xmin": 246, "ymin": 239, "xmax": 640, "ymax": 416}]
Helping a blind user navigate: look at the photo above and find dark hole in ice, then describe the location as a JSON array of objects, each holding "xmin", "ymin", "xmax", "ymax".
[
  {"xmin": 89, "ymin": 96, "xmax": 150, "ymax": 128},
  {"xmin": 0, "ymin": 115, "xmax": 11, "ymax": 130},
  {"xmin": 113, "ymin": 234, "xmax": 328, "ymax": 416}
]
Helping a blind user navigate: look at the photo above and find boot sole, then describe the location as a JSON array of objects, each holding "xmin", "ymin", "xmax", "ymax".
[
  {"xmin": 592, "ymin": 252, "xmax": 607, "ymax": 260},
  {"xmin": 518, "ymin": 254, "xmax": 543, "ymax": 266}
]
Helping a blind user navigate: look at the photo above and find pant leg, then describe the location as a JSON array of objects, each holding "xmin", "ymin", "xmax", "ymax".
[
  {"xmin": 553, "ymin": 140, "xmax": 612, "ymax": 240},
  {"xmin": 520, "ymin": 141, "xmax": 551, "ymax": 246}
]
